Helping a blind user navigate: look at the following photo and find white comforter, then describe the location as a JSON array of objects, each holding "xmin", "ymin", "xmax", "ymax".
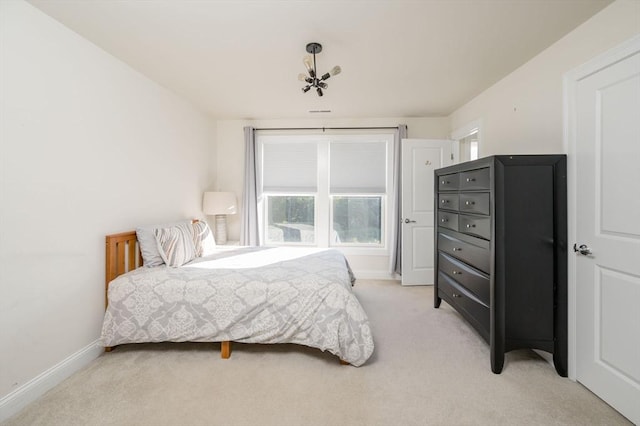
[{"xmin": 100, "ymin": 247, "xmax": 374, "ymax": 366}]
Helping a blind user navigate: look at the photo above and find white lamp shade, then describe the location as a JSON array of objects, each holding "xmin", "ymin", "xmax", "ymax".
[{"xmin": 203, "ymin": 192, "xmax": 237, "ymax": 215}]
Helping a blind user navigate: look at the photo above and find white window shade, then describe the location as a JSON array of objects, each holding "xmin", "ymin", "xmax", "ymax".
[
  {"xmin": 330, "ymin": 141, "xmax": 387, "ymax": 193},
  {"xmin": 262, "ymin": 142, "xmax": 317, "ymax": 192}
]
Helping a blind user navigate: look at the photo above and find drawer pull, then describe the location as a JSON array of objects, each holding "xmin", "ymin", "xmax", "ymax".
[
  {"xmin": 466, "ymin": 178, "xmax": 475, "ymax": 182},
  {"xmin": 441, "ymin": 218, "xmax": 448, "ymax": 223},
  {"xmin": 452, "ymin": 247, "xmax": 462, "ymax": 252},
  {"xmin": 466, "ymin": 224, "xmax": 476, "ymax": 228},
  {"xmin": 452, "ymin": 293, "xmax": 462, "ymax": 298},
  {"xmin": 465, "ymin": 201, "xmax": 475, "ymax": 205},
  {"xmin": 441, "ymin": 180, "xmax": 448, "ymax": 185},
  {"xmin": 441, "ymin": 199, "xmax": 449, "ymax": 204},
  {"xmin": 452, "ymin": 270, "xmax": 462, "ymax": 275}
]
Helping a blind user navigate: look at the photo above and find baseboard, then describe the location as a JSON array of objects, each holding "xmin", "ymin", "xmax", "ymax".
[
  {"xmin": 0, "ymin": 340, "xmax": 103, "ymax": 422},
  {"xmin": 352, "ymin": 269, "xmax": 399, "ymax": 280},
  {"xmin": 533, "ymin": 349, "xmax": 554, "ymax": 367}
]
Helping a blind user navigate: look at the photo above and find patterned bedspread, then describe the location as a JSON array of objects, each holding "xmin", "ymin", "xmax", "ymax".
[{"xmin": 100, "ymin": 247, "xmax": 374, "ymax": 366}]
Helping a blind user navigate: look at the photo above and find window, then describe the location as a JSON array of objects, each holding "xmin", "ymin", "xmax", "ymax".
[
  {"xmin": 459, "ymin": 129, "xmax": 479, "ymax": 162},
  {"xmin": 257, "ymin": 134, "xmax": 393, "ymax": 252},
  {"xmin": 260, "ymin": 140, "xmax": 318, "ymax": 244},
  {"xmin": 266, "ymin": 195, "xmax": 315, "ymax": 243},
  {"xmin": 332, "ymin": 196, "xmax": 382, "ymax": 244}
]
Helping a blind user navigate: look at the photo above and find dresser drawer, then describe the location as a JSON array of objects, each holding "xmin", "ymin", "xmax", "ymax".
[
  {"xmin": 459, "ymin": 192, "xmax": 490, "ymax": 215},
  {"xmin": 438, "ymin": 252, "xmax": 489, "ymax": 306},
  {"xmin": 438, "ymin": 211, "xmax": 458, "ymax": 232},
  {"xmin": 438, "ymin": 272, "xmax": 490, "ymax": 336},
  {"xmin": 439, "ymin": 194, "xmax": 459, "ymax": 211},
  {"xmin": 460, "ymin": 168, "xmax": 490, "ymax": 190},
  {"xmin": 438, "ymin": 173, "xmax": 459, "ymax": 191},
  {"xmin": 459, "ymin": 214, "xmax": 491, "ymax": 240},
  {"xmin": 438, "ymin": 232, "xmax": 490, "ymax": 273}
]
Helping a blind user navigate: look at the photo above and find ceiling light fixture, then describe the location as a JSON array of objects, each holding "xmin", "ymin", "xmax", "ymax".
[{"xmin": 298, "ymin": 42, "xmax": 341, "ymax": 97}]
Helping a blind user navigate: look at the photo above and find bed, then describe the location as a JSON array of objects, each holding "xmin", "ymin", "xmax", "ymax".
[{"xmin": 100, "ymin": 224, "xmax": 375, "ymax": 366}]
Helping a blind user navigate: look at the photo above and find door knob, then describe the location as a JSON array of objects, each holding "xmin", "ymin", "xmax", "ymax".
[
  {"xmin": 573, "ymin": 243, "xmax": 592, "ymax": 256},
  {"xmin": 404, "ymin": 218, "xmax": 416, "ymax": 224}
]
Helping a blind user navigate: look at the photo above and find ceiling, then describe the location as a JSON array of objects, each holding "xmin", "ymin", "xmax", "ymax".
[{"xmin": 27, "ymin": 0, "xmax": 612, "ymax": 120}]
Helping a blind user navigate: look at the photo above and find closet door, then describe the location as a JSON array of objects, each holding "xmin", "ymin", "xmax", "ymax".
[
  {"xmin": 570, "ymin": 38, "xmax": 640, "ymax": 424},
  {"xmin": 400, "ymin": 139, "xmax": 452, "ymax": 285}
]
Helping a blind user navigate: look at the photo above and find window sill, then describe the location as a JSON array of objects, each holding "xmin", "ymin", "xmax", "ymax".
[
  {"xmin": 333, "ymin": 246, "xmax": 390, "ymax": 257},
  {"xmin": 261, "ymin": 243, "xmax": 389, "ymax": 257}
]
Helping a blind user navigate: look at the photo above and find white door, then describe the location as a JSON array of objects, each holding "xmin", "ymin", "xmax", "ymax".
[
  {"xmin": 401, "ymin": 139, "xmax": 452, "ymax": 285},
  {"xmin": 569, "ymin": 37, "xmax": 640, "ymax": 424}
]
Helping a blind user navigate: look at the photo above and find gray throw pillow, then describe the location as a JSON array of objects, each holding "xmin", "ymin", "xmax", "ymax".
[{"xmin": 136, "ymin": 219, "xmax": 191, "ymax": 267}]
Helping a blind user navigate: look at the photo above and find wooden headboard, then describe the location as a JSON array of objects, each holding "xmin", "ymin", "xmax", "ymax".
[
  {"xmin": 105, "ymin": 231, "xmax": 141, "ymax": 307},
  {"xmin": 105, "ymin": 220, "xmax": 201, "ymax": 307}
]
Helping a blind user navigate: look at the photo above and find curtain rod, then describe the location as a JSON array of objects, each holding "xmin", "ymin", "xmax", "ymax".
[{"xmin": 254, "ymin": 126, "xmax": 399, "ymax": 131}]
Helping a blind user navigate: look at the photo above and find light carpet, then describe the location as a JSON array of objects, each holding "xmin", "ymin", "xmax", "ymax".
[{"xmin": 3, "ymin": 280, "xmax": 630, "ymax": 426}]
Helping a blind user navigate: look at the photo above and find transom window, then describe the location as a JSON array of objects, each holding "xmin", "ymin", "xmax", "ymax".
[{"xmin": 256, "ymin": 133, "xmax": 393, "ymax": 252}]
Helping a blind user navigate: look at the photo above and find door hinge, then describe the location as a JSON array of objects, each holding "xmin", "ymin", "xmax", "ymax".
[{"xmin": 451, "ymin": 153, "xmax": 454, "ymax": 160}]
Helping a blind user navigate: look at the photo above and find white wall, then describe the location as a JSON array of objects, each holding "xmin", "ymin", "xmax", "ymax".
[
  {"xmin": 449, "ymin": 0, "xmax": 640, "ymax": 156},
  {"xmin": 0, "ymin": 0, "xmax": 216, "ymax": 411},
  {"xmin": 216, "ymin": 117, "xmax": 449, "ymax": 278}
]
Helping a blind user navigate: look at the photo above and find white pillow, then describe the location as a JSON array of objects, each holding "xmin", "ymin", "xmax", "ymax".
[
  {"xmin": 154, "ymin": 223, "xmax": 197, "ymax": 267},
  {"xmin": 191, "ymin": 220, "xmax": 216, "ymax": 257},
  {"xmin": 136, "ymin": 219, "xmax": 191, "ymax": 267}
]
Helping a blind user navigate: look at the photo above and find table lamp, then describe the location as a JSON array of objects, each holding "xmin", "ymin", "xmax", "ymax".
[{"xmin": 203, "ymin": 191, "xmax": 237, "ymax": 245}]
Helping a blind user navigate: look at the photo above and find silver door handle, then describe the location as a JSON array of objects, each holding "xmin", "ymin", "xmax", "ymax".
[
  {"xmin": 573, "ymin": 243, "xmax": 592, "ymax": 256},
  {"xmin": 404, "ymin": 218, "xmax": 416, "ymax": 224}
]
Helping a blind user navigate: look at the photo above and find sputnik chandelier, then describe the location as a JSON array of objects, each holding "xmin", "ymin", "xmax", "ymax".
[{"xmin": 298, "ymin": 42, "xmax": 341, "ymax": 97}]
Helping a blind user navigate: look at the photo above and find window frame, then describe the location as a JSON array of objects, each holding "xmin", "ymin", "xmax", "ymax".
[
  {"xmin": 256, "ymin": 133, "xmax": 394, "ymax": 256},
  {"xmin": 451, "ymin": 119, "xmax": 482, "ymax": 164}
]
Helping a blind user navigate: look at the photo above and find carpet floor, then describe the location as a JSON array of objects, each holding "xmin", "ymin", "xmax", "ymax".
[{"xmin": 3, "ymin": 280, "xmax": 630, "ymax": 426}]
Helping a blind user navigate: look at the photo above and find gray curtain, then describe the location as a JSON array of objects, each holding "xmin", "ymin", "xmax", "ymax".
[
  {"xmin": 389, "ymin": 124, "xmax": 408, "ymax": 274},
  {"xmin": 240, "ymin": 126, "xmax": 260, "ymax": 246}
]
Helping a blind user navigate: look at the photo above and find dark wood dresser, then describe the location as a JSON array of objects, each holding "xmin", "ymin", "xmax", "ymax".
[{"xmin": 434, "ymin": 155, "xmax": 567, "ymax": 375}]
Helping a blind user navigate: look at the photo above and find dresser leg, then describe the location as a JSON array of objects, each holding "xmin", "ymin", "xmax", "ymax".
[
  {"xmin": 553, "ymin": 351, "xmax": 568, "ymax": 377},
  {"xmin": 434, "ymin": 296, "xmax": 442, "ymax": 308},
  {"xmin": 491, "ymin": 350, "xmax": 505, "ymax": 374}
]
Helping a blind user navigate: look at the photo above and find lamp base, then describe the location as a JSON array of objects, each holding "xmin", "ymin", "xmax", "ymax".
[{"xmin": 214, "ymin": 215, "xmax": 228, "ymax": 245}]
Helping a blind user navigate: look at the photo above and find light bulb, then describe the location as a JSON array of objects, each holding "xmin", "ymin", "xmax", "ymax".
[
  {"xmin": 302, "ymin": 85, "xmax": 311, "ymax": 93},
  {"xmin": 303, "ymin": 55, "xmax": 314, "ymax": 73},
  {"xmin": 321, "ymin": 65, "xmax": 341, "ymax": 81},
  {"xmin": 316, "ymin": 87, "xmax": 323, "ymax": 97},
  {"xmin": 299, "ymin": 74, "xmax": 313, "ymax": 84},
  {"xmin": 318, "ymin": 81, "xmax": 328, "ymax": 89}
]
